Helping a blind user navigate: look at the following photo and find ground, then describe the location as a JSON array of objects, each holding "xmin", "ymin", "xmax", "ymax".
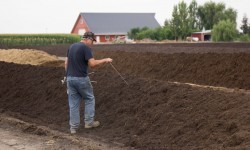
[
  {"xmin": 0, "ymin": 113, "xmax": 124, "ymax": 150},
  {"xmin": 0, "ymin": 43, "xmax": 249, "ymax": 149},
  {"xmin": 0, "ymin": 114, "xmax": 84, "ymax": 150}
]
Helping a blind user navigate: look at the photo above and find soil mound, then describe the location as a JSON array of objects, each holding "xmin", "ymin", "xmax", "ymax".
[
  {"xmin": 1, "ymin": 43, "xmax": 250, "ymax": 57},
  {"xmin": 0, "ymin": 62, "xmax": 249, "ymax": 149},
  {"xmin": 1, "ymin": 43, "xmax": 250, "ymax": 149},
  {"xmin": 0, "ymin": 49, "xmax": 60, "ymax": 66},
  {"xmin": 94, "ymin": 51, "xmax": 250, "ymax": 90}
]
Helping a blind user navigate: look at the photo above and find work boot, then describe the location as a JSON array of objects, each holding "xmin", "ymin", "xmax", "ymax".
[
  {"xmin": 85, "ymin": 121, "xmax": 100, "ymax": 129},
  {"xmin": 70, "ymin": 127, "xmax": 80, "ymax": 134},
  {"xmin": 70, "ymin": 128, "xmax": 77, "ymax": 134}
]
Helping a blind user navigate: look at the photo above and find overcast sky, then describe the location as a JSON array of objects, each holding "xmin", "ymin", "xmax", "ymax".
[{"xmin": 0, "ymin": 0, "xmax": 249, "ymax": 34}]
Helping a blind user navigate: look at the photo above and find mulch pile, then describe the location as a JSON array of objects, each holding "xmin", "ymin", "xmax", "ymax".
[
  {"xmin": 0, "ymin": 43, "xmax": 249, "ymax": 149},
  {"xmin": 0, "ymin": 49, "xmax": 59, "ymax": 65}
]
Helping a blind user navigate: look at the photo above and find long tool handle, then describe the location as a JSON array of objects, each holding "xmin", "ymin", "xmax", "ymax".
[{"xmin": 109, "ymin": 62, "xmax": 129, "ymax": 86}]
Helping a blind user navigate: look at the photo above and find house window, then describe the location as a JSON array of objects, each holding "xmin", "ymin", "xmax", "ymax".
[
  {"xmin": 80, "ymin": 19, "xmax": 83, "ymax": 24},
  {"xmin": 105, "ymin": 35, "xmax": 110, "ymax": 41}
]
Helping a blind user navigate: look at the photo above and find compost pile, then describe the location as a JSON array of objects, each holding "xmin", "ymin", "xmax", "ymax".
[
  {"xmin": 0, "ymin": 49, "xmax": 60, "ymax": 66},
  {"xmin": 0, "ymin": 43, "xmax": 249, "ymax": 150}
]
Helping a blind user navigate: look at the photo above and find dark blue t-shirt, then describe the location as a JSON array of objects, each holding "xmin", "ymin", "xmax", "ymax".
[{"xmin": 66, "ymin": 42, "xmax": 93, "ymax": 77}]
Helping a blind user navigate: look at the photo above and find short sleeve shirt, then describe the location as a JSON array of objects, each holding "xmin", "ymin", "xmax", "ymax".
[{"xmin": 66, "ymin": 42, "xmax": 93, "ymax": 77}]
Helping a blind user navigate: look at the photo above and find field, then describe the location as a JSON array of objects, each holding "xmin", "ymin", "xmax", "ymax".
[{"xmin": 0, "ymin": 43, "xmax": 250, "ymax": 149}]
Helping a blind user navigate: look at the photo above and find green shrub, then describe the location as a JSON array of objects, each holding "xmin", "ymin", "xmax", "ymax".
[
  {"xmin": 238, "ymin": 34, "xmax": 250, "ymax": 42},
  {"xmin": 128, "ymin": 26, "xmax": 174, "ymax": 41}
]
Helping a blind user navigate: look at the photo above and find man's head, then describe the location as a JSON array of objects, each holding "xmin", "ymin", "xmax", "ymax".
[{"xmin": 82, "ymin": 32, "xmax": 96, "ymax": 45}]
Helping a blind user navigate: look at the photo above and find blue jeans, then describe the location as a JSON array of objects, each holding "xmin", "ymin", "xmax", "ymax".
[{"xmin": 66, "ymin": 76, "xmax": 95, "ymax": 130}]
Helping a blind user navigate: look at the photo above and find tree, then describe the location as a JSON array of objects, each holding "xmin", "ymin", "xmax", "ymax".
[
  {"xmin": 223, "ymin": 8, "xmax": 237, "ymax": 24},
  {"xmin": 197, "ymin": 1, "xmax": 237, "ymax": 30},
  {"xmin": 188, "ymin": 0, "xmax": 200, "ymax": 30},
  {"xmin": 240, "ymin": 14, "xmax": 249, "ymax": 34},
  {"xmin": 164, "ymin": 19, "xmax": 171, "ymax": 27},
  {"xmin": 154, "ymin": 26, "xmax": 174, "ymax": 41},
  {"xmin": 212, "ymin": 20, "xmax": 237, "ymax": 42},
  {"xmin": 170, "ymin": 5, "xmax": 180, "ymax": 40},
  {"xmin": 170, "ymin": 1, "xmax": 189, "ymax": 40}
]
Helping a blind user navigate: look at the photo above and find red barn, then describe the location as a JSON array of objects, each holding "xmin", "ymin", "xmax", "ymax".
[
  {"xmin": 191, "ymin": 30, "xmax": 212, "ymax": 41},
  {"xmin": 71, "ymin": 13, "xmax": 160, "ymax": 43}
]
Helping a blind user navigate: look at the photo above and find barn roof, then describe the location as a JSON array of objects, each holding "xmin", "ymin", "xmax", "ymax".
[
  {"xmin": 80, "ymin": 13, "xmax": 161, "ymax": 35},
  {"xmin": 192, "ymin": 30, "xmax": 212, "ymax": 34}
]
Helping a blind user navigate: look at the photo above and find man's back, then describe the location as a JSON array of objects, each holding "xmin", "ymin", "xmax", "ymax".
[{"xmin": 66, "ymin": 42, "xmax": 93, "ymax": 77}]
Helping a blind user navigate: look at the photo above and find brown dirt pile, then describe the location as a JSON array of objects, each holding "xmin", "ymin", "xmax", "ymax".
[
  {"xmin": 95, "ymin": 51, "xmax": 250, "ymax": 90},
  {"xmin": 1, "ymin": 43, "xmax": 250, "ymax": 149},
  {"xmin": 0, "ymin": 62, "xmax": 249, "ymax": 150},
  {"xmin": 0, "ymin": 49, "xmax": 60, "ymax": 66},
  {"xmin": 1, "ymin": 43, "xmax": 250, "ymax": 57},
  {"xmin": 4, "ymin": 43, "xmax": 249, "ymax": 90}
]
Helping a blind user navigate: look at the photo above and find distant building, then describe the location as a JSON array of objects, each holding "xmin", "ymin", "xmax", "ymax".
[
  {"xmin": 71, "ymin": 13, "xmax": 160, "ymax": 43},
  {"xmin": 191, "ymin": 30, "xmax": 212, "ymax": 41}
]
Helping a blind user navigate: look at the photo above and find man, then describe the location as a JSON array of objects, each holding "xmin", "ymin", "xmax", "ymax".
[{"xmin": 65, "ymin": 32, "xmax": 112, "ymax": 134}]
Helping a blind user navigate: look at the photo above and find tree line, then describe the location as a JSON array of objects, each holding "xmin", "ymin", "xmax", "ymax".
[{"xmin": 128, "ymin": 0, "xmax": 250, "ymax": 42}]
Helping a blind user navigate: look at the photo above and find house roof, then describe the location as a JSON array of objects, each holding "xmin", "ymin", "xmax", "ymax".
[
  {"xmin": 192, "ymin": 30, "xmax": 212, "ymax": 34},
  {"xmin": 80, "ymin": 13, "xmax": 161, "ymax": 35}
]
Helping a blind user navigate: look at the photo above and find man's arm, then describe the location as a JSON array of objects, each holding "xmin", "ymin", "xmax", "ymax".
[{"xmin": 88, "ymin": 58, "xmax": 113, "ymax": 68}]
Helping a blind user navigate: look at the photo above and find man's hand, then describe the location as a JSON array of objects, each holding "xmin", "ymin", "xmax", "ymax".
[
  {"xmin": 88, "ymin": 58, "xmax": 113, "ymax": 67},
  {"xmin": 105, "ymin": 58, "xmax": 113, "ymax": 63}
]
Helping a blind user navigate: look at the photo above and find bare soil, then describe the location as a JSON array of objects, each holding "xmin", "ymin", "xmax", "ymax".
[
  {"xmin": 0, "ymin": 114, "xmax": 85, "ymax": 150},
  {"xmin": 0, "ymin": 43, "xmax": 250, "ymax": 149}
]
